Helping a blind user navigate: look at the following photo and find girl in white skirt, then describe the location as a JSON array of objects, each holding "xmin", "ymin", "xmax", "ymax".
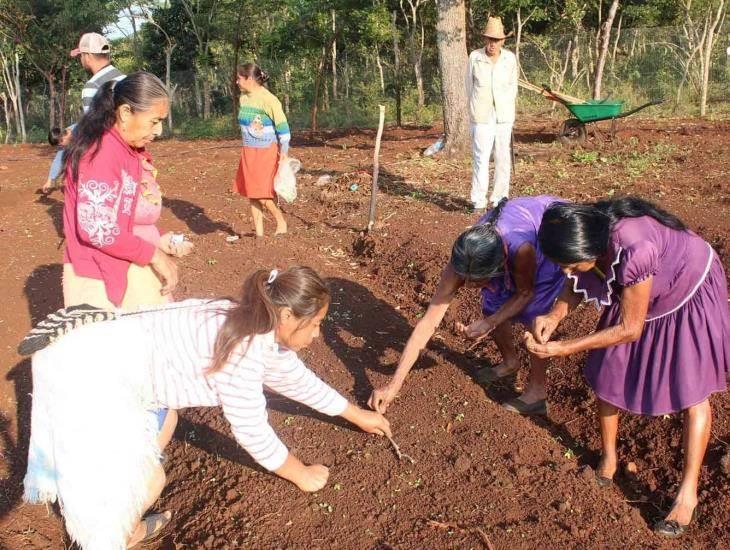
[{"xmin": 24, "ymin": 266, "xmax": 391, "ymax": 549}]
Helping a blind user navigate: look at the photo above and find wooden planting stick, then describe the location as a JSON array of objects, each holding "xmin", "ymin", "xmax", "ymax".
[
  {"xmin": 367, "ymin": 105, "xmax": 386, "ymax": 232},
  {"xmin": 386, "ymin": 434, "xmax": 415, "ymax": 464}
]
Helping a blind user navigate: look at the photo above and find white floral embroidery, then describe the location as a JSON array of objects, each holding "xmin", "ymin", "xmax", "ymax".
[
  {"xmin": 78, "ymin": 179, "xmax": 121, "ymax": 247},
  {"xmin": 121, "ymin": 169, "xmax": 138, "ymax": 215}
]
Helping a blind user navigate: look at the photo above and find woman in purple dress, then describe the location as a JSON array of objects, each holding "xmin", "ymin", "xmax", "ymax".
[
  {"xmin": 369, "ymin": 196, "xmax": 566, "ymax": 415},
  {"xmin": 526, "ymin": 197, "xmax": 729, "ymax": 538}
]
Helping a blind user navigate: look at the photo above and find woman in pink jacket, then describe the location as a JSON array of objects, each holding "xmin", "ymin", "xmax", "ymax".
[{"xmin": 62, "ymin": 71, "xmax": 192, "ymax": 310}]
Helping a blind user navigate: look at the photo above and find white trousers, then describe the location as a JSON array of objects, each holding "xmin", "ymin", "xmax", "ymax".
[{"xmin": 470, "ymin": 120, "xmax": 513, "ymax": 208}]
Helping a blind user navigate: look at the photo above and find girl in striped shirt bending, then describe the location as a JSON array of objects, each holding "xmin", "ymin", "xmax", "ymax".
[{"xmin": 24, "ymin": 266, "xmax": 391, "ymax": 550}]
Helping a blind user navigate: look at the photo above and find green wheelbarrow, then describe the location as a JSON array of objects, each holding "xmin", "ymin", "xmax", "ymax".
[
  {"xmin": 557, "ymin": 97, "xmax": 664, "ymax": 146},
  {"xmin": 517, "ymin": 80, "xmax": 664, "ymax": 146}
]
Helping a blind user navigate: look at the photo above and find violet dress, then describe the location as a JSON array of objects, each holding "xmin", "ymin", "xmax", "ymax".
[
  {"xmin": 478, "ymin": 196, "xmax": 566, "ymax": 326},
  {"xmin": 570, "ymin": 216, "xmax": 729, "ymax": 415}
]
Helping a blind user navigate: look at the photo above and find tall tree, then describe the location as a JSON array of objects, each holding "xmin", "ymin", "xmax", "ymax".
[
  {"xmin": 436, "ymin": 0, "xmax": 469, "ymax": 154},
  {"xmin": 0, "ymin": 0, "xmax": 117, "ymax": 129},
  {"xmin": 592, "ymin": 0, "xmax": 620, "ymax": 99},
  {"xmin": 181, "ymin": 0, "xmax": 221, "ymax": 119}
]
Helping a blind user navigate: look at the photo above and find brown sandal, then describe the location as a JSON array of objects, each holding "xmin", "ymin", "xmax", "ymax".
[
  {"xmin": 474, "ymin": 363, "xmax": 518, "ymax": 385},
  {"xmin": 128, "ymin": 511, "xmax": 172, "ymax": 548}
]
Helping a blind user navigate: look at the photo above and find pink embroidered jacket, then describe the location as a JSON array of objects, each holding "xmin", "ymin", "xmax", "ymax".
[{"xmin": 63, "ymin": 128, "xmax": 157, "ymax": 306}]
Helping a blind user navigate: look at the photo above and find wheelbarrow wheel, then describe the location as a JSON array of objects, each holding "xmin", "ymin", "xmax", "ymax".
[{"xmin": 559, "ymin": 119, "xmax": 587, "ymax": 147}]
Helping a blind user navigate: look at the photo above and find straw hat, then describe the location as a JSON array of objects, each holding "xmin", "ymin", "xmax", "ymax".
[{"xmin": 481, "ymin": 17, "xmax": 513, "ymax": 40}]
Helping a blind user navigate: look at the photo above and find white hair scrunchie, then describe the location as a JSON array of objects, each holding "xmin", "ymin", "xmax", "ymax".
[{"xmin": 267, "ymin": 269, "xmax": 279, "ymax": 284}]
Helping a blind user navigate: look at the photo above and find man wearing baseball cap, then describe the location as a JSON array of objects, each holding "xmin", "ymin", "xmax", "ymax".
[
  {"xmin": 464, "ymin": 17, "xmax": 518, "ymax": 212},
  {"xmin": 70, "ymin": 32, "xmax": 126, "ymax": 114}
]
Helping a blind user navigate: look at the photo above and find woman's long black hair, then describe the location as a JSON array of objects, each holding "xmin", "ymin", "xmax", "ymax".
[
  {"xmin": 538, "ymin": 196, "xmax": 686, "ymax": 264},
  {"xmin": 450, "ymin": 198, "xmax": 509, "ymax": 280},
  {"xmin": 62, "ymin": 71, "xmax": 168, "ymax": 182}
]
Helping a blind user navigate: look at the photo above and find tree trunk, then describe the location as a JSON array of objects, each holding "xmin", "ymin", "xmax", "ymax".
[
  {"xmin": 231, "ymin": 0, "xmax": 244, "ymax": 123},
  {"xmin": 203, "ymin": 71, "xmax": 211, "ymax": 119},
  {"xmin": 1, "ymin": 92, "xmax": 10, "ymax": 143},
  {"xmin": 414, "ymin": 21, "xmax": 425, "ymax": 108},
  {"xmin": 375, "ymin": 50, "xmax": 385, "ymax": 93},
  {"xmin": 14, "ymin": 53, "xmax": 26, "ymax": 142},
  {"xmin": 59, "ymin": 65, "xmax": 68, "ymax": 130},
  {"xmin": 592, "ymin": 0, "xmax": 619, "ymax": 100},
  {"xmin": 166, "ymin": 45, "xmax": 176, "ymax": 131},
  {"xmin": 516, "ymin": 7, "xmax": 523, "ymax": 68},
  {"xmin": 193, "ymin": 72, "xmax": 203, "ymax": 117},
  {"xmin": 436, "ymin": 0, "xmax": 470, "ymax": 155},
  {"xmin": 391, "ymin": 10, "xmax": 402, "ymax": 127},
  {"xmin": 284, "ymin": 62, "xmax": 291, "ymax": 115},
  {"xmin": 700, "ymin": 0, "xmax": 725, "ymax": 116},
  {"xmin": 323, "ymin": 71, "xmax": 330, "ymax": 111},
  {"xmin": 344, "ymin": 51, "xmax": 350, "ymax": 98},
  {"xmin": 610, "ymin": 12, "xmax": 623, "ymax": 68},
  {"xmin": 46, "ymin": 72, "xmax": 57, "ymax": 132},
  {"xmin": 331, "ymin": 9, "xmax": 338, "ymax": 101},
  {"xmin": 310, "ymin": 46, "xmax": 329, "ymax": 130}
]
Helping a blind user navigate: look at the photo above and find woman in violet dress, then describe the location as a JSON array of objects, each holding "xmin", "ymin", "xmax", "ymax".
[
  {"xmin": 369, "ymin": 196, "xmax": 566, "ymax": 416},
  {"xmin": 527, "ymin": 197, "xmax": 729, "ymax": 538}
]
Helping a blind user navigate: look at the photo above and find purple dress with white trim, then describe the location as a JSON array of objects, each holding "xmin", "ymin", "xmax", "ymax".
[
  {"xmin": 478, "ymin": 196, "xmax": 566, "ymax": 326},
  {"xmin": 571, "ymin": 216, "xmax": 729, "ymax": 415}
]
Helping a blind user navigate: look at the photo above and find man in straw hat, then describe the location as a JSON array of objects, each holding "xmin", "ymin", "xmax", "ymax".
[
  {"xmin": 465, "ymin": 16, "xmax": 518, "ymax": 212},
  {"xmin": 70, "ymin": 32, "xmax": 126, "ymax": 115}
]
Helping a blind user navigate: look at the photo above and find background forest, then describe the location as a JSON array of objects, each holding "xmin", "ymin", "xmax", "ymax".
[{"xmin": 0, "ymin": 0, "xmax": 728, "ymax": 143}]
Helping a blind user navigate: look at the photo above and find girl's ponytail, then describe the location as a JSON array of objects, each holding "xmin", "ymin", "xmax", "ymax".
[{"xmin": 209, "ymin": 266, "xmax": 330, "ymax": 373}]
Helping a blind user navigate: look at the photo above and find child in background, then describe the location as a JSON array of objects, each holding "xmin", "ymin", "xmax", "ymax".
[
  {"xmin": 41, "ymin": 126, "xmax": 72, "ymax": 194},
  {"xmin": 24, "ymin": 266, "xmax": 391, "ymax": 549}
]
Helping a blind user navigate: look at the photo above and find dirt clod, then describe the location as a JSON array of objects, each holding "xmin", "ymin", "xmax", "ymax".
[
  {"xmin": 454, "ymin": 455, "xmax": 472, "ymax": 472},
  {"xmin": 721, "ymin": 451, "xmax": 730, "ymax": 477}
]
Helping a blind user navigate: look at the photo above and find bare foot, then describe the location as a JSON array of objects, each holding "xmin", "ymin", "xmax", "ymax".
[
  {"xmin": 664, "ymin": 498, "xmax": 697, "ymax": 526},
  {"xmin": 274, "ymin": 223, "xmax": 288, "ymax": 236}
]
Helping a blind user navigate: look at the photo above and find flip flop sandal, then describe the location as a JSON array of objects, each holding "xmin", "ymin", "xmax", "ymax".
[
  {"xmin": 474, "ymin": 363, "xmax": 518, "ymax": 385},
  {"xmin": 653, "ymin": 507, "xmax": 699, "ymax": 538},
  {"xmin": 128, "ymin": 511, "xmax": 172, "ymax": 548},
  {"xmin": 501, "ymin": 397, "xmax": 548, "ymax": 416},
  {"xmin": 595, "ymin": 472, "xmax": 614, "ymax": 488}
]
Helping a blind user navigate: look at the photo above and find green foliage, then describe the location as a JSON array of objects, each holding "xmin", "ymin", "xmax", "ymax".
[{"xmin": 174, "ymin": 115, "xmax": 239, "ymax": 139}]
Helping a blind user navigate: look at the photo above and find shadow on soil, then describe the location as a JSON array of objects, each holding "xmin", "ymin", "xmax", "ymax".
[
  {"xmin": 163, "ymin": 198, "xmax": 237, "ymax": 237},
  {"xmin": 1, "ymin": 263, "xmax": 64, "ymax": 522},
  {"xmin": 34, "ymin": 193, "xmax": 64, "ymax": 239}
]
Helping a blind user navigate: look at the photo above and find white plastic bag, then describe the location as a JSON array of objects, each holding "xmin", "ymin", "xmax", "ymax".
[{"xmin": 274, "ymin": 157, "xmax": 301, "ymax": 203}]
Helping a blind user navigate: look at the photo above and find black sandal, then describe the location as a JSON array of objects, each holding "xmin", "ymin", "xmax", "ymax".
[
  {"xmin": 653, "ymin": 506, "xmax": 698, "ymax": 539},
  {"xmin": 595, "ymin": 472, "xmax": 614, "ymax": 488},
  {"xmin": 474, "ymin": 363, "xmax": 518, "ymax": 385},
  {"xmin": 501, "ymin": 397, "xmax": 548, "ymax": 416}
]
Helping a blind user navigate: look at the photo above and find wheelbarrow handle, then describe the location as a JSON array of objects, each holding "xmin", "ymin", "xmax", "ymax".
[{"xmin": 615, "ymin": 99, "xmax": 665, "ymax": 119}]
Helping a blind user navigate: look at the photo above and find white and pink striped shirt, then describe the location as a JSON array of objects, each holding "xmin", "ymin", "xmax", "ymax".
[{"xmin": 137, "ymin": 299, "xmax": 348, "ymax": 471}]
